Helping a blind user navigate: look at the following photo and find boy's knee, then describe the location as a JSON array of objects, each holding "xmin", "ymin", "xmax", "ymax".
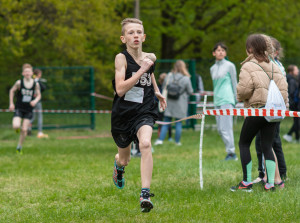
[
  {"xmin": 139, "ymin": 140, "xmax": 151, "ymax": 150},
  {"xmin": 13, "ymin": 124, "xmax": 20, "ymax": 130}
]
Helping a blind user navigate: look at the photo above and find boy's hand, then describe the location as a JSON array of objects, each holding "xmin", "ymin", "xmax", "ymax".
[
  {"xmin": 140, "ymin": 58, "xmax": 154, "ymax": 73},
  {"xmin": 146, "ymin": 53, "xmax": 156, "ymax": 62},
  {"xmin": 155, "ymin": 91, "xmax": 167, "ymax": 111},
  {"xmin": 30, "ymin": 100, "xmax": 37, "ymax": 107},
  {"xmin": 9, "ymin": 104, "xmax": 15, "ymax": 112}
]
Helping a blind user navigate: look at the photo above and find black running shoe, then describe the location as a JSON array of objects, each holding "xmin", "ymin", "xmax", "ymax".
[
  {"xmin": 113, "ymin": 160, "xmax": 125, "ymax": 189},
  {"xmin": 230, "ymin": 181, "xmax": 253, "ymax": 192},
  {"xmin": 140, "ymin": 191, "xmax": 154, "ymax": 213}
]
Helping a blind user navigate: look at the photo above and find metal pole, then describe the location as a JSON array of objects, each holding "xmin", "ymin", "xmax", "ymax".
[
  {"xmin": 199, "ymin": 95, "xmax": 207, "ymax": 189},
  {"xmin": 134, "ymin": 0, "xmax": 140, "ymax": 19}
]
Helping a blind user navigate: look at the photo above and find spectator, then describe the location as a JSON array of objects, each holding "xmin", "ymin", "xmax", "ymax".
[
  {"xmin": 283, "ymin": 65, "xmax": 299, "ymax": 143},
  {"xmin": 28, "ymin": 68, "xmax": 48, "ymax": 138},
  {"xmin": 154, "ymin": 60, "xmax": 193, "ymax": 146},
  {"xmin": 210, "ymin": 42, "xmax": 238, "ymax": 161}
]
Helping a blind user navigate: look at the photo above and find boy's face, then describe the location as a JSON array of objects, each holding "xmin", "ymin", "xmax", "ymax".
[
  {"xmin": 213, "ymin": 46, "xmax": 227, "ymax": 61},
  {"xmin": 120, "ymin": 23, "xmax": 146, "ymax": 48},
  {"xmin": 22, "ymin": 68, "xmax": 33, "ymax": 79}
]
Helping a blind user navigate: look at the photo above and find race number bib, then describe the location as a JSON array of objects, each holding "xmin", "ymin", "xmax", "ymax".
[
  {"xmin": 124, "ymin": 87, "xmax": 144, "ymax": 103},
  {"xmin": 22, "ymin": 95, "xmax": 32, "ymax": 102}
]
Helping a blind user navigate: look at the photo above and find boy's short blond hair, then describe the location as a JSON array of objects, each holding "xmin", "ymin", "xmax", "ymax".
[
  {"xmin": 121, "ymin": 18, "xmax": 143, "ymax": 35},
  {"xmin": 22, "ymin": 63, "xmax": 33, "ymax": 71}
]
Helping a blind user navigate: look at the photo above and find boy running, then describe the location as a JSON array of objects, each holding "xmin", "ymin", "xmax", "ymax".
[
  {"xmin": 111, "ymin": 18, "xmax": 166, "ymax": 212},
  {"xmin": 9, "ymin": 63, "xmax": 41, "ymax": 154}
]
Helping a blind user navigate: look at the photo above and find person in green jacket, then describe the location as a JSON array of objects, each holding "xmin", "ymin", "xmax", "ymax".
[{"xmin": 210, "ymin": 42, "xmax": 238, "ymax": 161}]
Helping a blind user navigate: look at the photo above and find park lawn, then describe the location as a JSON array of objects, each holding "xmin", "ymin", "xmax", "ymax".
[{"xmin": 0, "ymin": 115, "xmax": 299, "ymax": 222}]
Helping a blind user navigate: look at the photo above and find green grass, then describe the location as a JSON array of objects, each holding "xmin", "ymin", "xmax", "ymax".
[{"xmin": 0, "ymin": 115, "xmax": 299, "ymax": 222}]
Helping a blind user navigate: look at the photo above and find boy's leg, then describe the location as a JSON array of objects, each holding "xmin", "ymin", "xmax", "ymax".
[
  {"xmin": 18, "ymin": 119, "xmax": 31, "ymax": 147},
  {"xmin": 12, "ymin": 117, "xmax": 22, "ymax": 131},
  {"xmin": 137, "ymin": 125, "xmax": 153, "ymax": 188},
  {"xmin": 217, "ymin": 104, "xmax": 236, "ymax": 158},
  {"xmin": 137, "ymin": 125, "xmax": 155, "ymax": 212},
  {"xmin": 113, "ymin": 145, "xmax": 131, "ymax": 189}
]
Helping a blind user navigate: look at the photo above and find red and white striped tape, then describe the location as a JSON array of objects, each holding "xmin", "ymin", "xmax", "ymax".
[
  {"xmin": 91, "ymin": 92, "xmax": 114, "ymax": 101},
  {"xmin": 203, "ymin": 108, "xmax": 300, "ymax": 118},
  {"xmin": 0, "ymin": 109, "xmax": 111, "ymax": 114},
  {"xmin": 156, "ymin": 108, "xmax": 300, "ymax": 125}
]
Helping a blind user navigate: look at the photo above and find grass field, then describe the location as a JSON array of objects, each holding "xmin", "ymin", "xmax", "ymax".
[{"xmin": 0, "ymin": 114, "xmax": 299, "ymax": 222}]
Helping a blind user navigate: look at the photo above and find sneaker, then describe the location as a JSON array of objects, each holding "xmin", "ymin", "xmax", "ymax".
[
  {"xmin": 168, "ymin": 138, "xmax": 173, "ymax": 142},
  {"xmin": 37, "ymin": 132, "xmax": 49, "ymax": 138},
  {"xmin": 264, "ymin": 184, "xmax": 276, "ymax": 191},
  {"xmin": 113, "ymin": 161, "xmax": 125, "ymax": 189},
  {"xmin": 154, "ymin": 139, "xmax": 163, "ymax": 146},
  {"xmin": 230, "ymin": 181, "xmax": 253, "ymax": 192},
  {"xmin": 140, "ymin": 191, "xmax": 154, "ymax": 212},
  {"xmin": 225, "ymin": 153, "xmax": 238, "ymax": 161},
  {"xmin": 16, "ymin": 148, "xmax": 23, "ymax": 155},
  {"xmin": 175, "ymin": 142, "xmax": 182, "ymax": 146},
  {"xmin": 275, "ymin": 181, "xmax": 285, "ymax": 189},
  {"xmin": 252, "ymin": 177, "xmax": 263, "ymax": 184},
  {"xmin": 283, "ymin": 134, "xmax": 293, "ymax": 142}
]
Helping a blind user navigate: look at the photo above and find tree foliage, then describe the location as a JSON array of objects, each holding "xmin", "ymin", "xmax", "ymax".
[{"xmin": 1, "ymin": 0, "xmax": 300, "ymax": 109}]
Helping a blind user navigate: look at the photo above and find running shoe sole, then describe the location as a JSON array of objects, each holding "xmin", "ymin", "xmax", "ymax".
[{"xmin": 140, "ymin": 199, "xmax": 153, "ymax": 212}]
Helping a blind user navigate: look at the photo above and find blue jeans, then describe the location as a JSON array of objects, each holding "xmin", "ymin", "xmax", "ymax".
[{"xmin": 159, "ymin": 116, "xmax": 182, "ymax": 143}]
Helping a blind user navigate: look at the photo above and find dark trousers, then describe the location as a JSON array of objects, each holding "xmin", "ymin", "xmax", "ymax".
[
  {"xmin": 239, "ymin": 117, "xmax": 276, "ymax": 182},
  {"xmin": 287, "ymin": 117, "xmax": 299, "ymax": 140},
  {"xmin": 255, "ymin": 122, "xmax": 287, "ymax": 178}
]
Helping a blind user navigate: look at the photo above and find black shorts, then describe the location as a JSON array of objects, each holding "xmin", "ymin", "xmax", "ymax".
[
  {"xmin": 14, "ymin": 109, "xmax": 33, "ymax": 120},
  {"xmin": 112, "ymin": 117, "xmax": 155, "ymax": 148}
]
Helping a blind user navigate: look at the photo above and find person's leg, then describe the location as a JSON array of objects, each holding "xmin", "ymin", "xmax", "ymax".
[
  {"xmin": 272, "ymin": 122, "xmax": 287, "ymax": 179},
  {"xmin": 37, "ymin": 102, "xmax": 43, "ymax": 133},
  {"xmin": 254, "ymin": 131, "xmax": 265, "ymax": 180},
  {"xmin": 137, "ymin": 125, "xmax": 155, "ymax": 212},
  {"xmin": 17, "ymin": 119, "xmax": 31, "ymax": 151},
  {"xmin": 174, "ymin": 119, "xmax": 182, "ymax": 144},
  {"xmin": 218, "ymin": 104, "xmax": 235, "ymax": 157},
  {"xmin": 168, "ymin": 125, "xmax": 172, "ymax": 141},
  {"xmin": 239, "ymin": 117, "xmax": 265, "ymax": 183},
  {"xmin": 137, "ymin": 125, "xmax": 153, "ymax": 188},
  {"xmin": 155, "ymin": 117, "xmax": 171, "ymax": 145},
  {"xmin": 260, "ymin": 121, "xmax": 276, "ymax": 188},
  {"xmin": 12, "ymin": 116, "xmax": 22, "ymax": 131}
]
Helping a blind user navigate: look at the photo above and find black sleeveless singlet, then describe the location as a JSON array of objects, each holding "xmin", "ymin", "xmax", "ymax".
[
  {"xmin": 15, "ymin": 78, "xmax": 36, "ymax": 112},
  {"xmin": 111, "ymin": 50, "xmax": 159, "ymax": 134}
]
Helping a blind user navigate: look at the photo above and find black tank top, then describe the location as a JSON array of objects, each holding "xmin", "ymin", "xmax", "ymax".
[
  {"xmin": 111, "ymin": 50, "xmax": 158, "ymax": 133},
  {"xmin": 16, "ymin": 78, "xmax": 36, "ymax": 112}
]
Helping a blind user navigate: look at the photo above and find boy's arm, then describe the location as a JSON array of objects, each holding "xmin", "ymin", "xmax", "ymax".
[
  {"xmin": 151, "ymin": 73, "xmax": 167, "ymax": 111},
  {"xmin": 115, "ymin": 53, "xmax": 153, "ymax": 97},
  {"xmin": 9, "ymin": 80, "xmax": 20, "ymax": 111},
  {"xmin": 30, "ymin": 83, "xmax": 41, "ymax": 107}
]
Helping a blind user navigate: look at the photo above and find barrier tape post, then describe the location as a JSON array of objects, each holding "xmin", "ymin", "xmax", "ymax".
[{"xmin": 199, "ymin": 95, "xmax": 207, "ymax": 190}]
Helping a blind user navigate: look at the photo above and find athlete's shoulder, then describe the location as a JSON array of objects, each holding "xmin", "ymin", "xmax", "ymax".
[{"xmin": 115, "ymin": 53, "xmax": 127, "ymax": 66}]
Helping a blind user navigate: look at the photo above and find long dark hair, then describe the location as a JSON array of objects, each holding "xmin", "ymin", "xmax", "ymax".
[{"xmin": 246, "ymin": 34, "xmax": 269, "ymax": 63}]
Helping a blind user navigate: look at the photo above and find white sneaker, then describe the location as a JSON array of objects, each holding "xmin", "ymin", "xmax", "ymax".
[
  {"xmin": 252, "ymin": 177, "xmax": 263, "ymax": 184},
  {"xmin": 154, "ymin": 139, "xmax": 163, "ymax": 145},
  {"xmin": 175, "ymin": 142, "xmax": 182, "ymax": 146},
  {"xmin": 283, "ymin": 134, "xmax": 292, "ymax": 142}
]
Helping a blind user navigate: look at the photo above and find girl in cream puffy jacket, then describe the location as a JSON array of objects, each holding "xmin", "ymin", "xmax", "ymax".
[{"xmin": 230, "ymin": 34, "xmax": 288, "ymax": 192}]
